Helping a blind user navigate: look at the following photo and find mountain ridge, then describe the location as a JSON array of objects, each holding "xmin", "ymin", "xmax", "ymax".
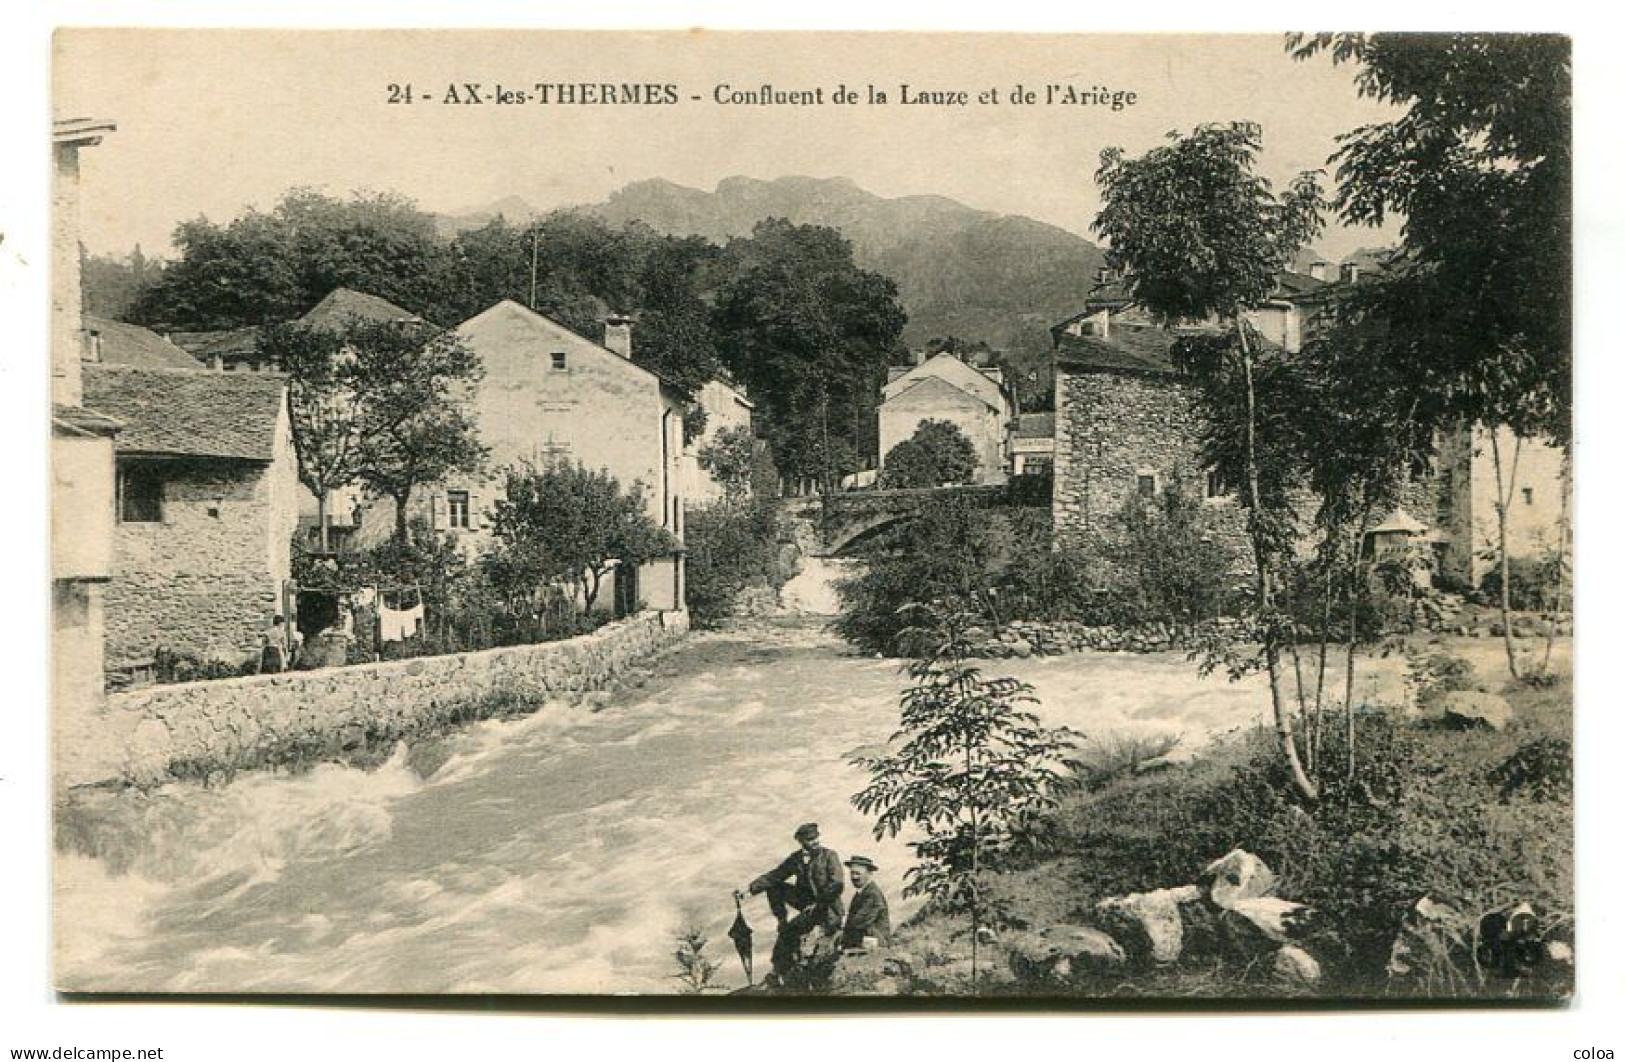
[{"xmin": 442, "ymin": 176, "xmax": 1110, "ymax": 401}]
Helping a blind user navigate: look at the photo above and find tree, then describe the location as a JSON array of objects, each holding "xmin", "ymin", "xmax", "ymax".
[
  {"xmin": 1289, "ymin": 33, "xmax": 1572, "ymax": 680},
  {"xmin": 257, "ymin": 322, "xmax": 366, "ymax": 552},
  {"xmin": 1094, "ymin": 122, "xmax": 1326, "ymax": 800},
  {"xmin": 81, "ymin": 245, "xmax": 161, "ymax": 319},
  {"xmin": 345, "ymin": 320, "xmax": 488, "ymax": 542},
  {"xmin": 714, "ymin": 219, "xmax": 907, "ymax": 493},
  {"xmin": 850, "ymin": 603, "xmax": 1076, "ymax": 991},
  {"xmin": 880, "ymin": 419, "xmax": 979, "ymax": 490},
  {"xmin": 695, "ymin": 424, "xmax": 759, "ymax": 502},
  {"xmin": 131, "ymin": 189, "xmax": 451, "ymax": 330},
  {"xmin": 485, "ymin": 461, "xmax": 678, "ymax": 614}
]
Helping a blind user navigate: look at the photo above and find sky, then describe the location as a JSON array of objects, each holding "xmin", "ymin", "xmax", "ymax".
[{"xmin": 54, "ymin": 30, "xmax": 1404, "ymax": 262}]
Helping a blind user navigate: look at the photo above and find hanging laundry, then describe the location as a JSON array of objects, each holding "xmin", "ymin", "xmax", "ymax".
[{"xmin": 378, "ymin": 601, "xmax": 425, "ymax": 643}]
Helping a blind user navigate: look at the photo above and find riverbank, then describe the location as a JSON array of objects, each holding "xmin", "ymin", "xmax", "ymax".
[
  {"xmin": 56, "ymin": 609, "xmax": 688, "ymax": 792},
  {"xmin": 826, "ymin": 655, "xmax": 1574, "ymax": 1000}
]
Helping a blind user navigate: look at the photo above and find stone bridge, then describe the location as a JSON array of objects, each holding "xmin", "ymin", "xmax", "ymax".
[{"xmin": 787, "ymin": 484, "xmax": 1010, "ymax": 557}]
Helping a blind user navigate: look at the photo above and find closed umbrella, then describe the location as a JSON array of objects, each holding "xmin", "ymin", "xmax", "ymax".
[{"xmin": 729, "ymin": 890, "xmax": 754, "ymax": 986}]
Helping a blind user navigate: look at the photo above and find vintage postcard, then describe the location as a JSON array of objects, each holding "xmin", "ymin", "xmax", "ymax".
[{"xmin": 49, "ymin": 29, "xmax": 1572, "ymax": 1001}]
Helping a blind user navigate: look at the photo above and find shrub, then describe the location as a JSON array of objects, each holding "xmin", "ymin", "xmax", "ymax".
[
  {"xmin": 1102, "ymin": 481, "xmax": 1236, "ymax": 627},
  {"xmin": 1479, "ymin": 554, "xmax": 1569, "ymax": 612},
  {"xmin": 1487, "ymin": 737, "xmax": 1572, "ymax": 803},
  {"xmin": 880, "ymin": 419, "xmax": 979, "ymax": 489},
  {"xmin": 1068, "ymin": 731, "xmax": 1184, "ymax": 792},
  {"xmin": 834, "ymin": 497, "xmax": 1030, "ymax": 654},
  {"xmin": 683, "ymin": 497, "xmax": 787, "ymax": 627},
  {"xmin": 1032, "ymin": 704, "xmax": 1572, "ymax": 995}
]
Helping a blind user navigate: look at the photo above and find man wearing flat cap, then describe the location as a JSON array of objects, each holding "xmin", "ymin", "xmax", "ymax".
[
  {"xmin": 840, "ymin": 855, "xmax": 891, "ymax": 951},
  {"xmin": 746, "ymin": 823, "xmax": 845, "ymax": 980}
]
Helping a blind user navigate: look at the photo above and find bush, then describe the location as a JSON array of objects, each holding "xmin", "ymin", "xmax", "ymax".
[
  {"xmin": 683, "ymin": 497, "xmax": 788, "ymax": 627},
  {"xmin": 1031, "ymin": 701, "xmax": 1572, "ymax": 995},
  {"xmin": 1479, "ymin": 554, "xmax": 1569, "ymax": 612},
  {"xmin": 834, "ymin": 498, "xmax": 1046, "ymax": 654},
  {"xmin": 880, "ymin": 419, "xmax": 979, "ymax": 489}
]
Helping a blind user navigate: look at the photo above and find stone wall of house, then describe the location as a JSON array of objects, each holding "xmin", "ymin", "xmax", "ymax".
[
  {"xmin": 88, "ymin": 610, "xmax": 689, "ymax": 789},
  {"xmin": 1053, "ymin": 367, "xmax": 1246, "ymax": 554},
  {"xmin": 105, "ymin": 462, "xmax": 282, "ymax": 668}
]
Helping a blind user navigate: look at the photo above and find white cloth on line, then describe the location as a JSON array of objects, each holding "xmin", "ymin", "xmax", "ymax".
[{"xmin": 379, "ymin": 602, "xmax": 424, "ymax": 642}]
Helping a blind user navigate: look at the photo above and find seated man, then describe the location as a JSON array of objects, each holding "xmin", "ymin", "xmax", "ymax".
[
  {"xmin": 840, "ymin": 855, "xmax": 892, "ymax": 951},
  {"xmin": 746, "ymin": 822, "xmax": 845, "ymax": 981}
]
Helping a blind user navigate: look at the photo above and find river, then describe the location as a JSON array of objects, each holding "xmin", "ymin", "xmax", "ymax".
[{"xmin": 56, "ymin": 615, "xmax": 1383, "ymax": 995}]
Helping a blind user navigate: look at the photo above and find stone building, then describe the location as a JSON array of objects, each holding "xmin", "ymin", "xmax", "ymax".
[
  {"xmin": 82, "ymin": 365, "xmax": 301, "ymax": 673},
  {"xmin": 1051, "ymin": 268, "xmax": 1569, "ymax": 590},
  {"xmin": 431, "ymin": 301, "xmax": 689, "ymax": 613},
  {"xmin": 879, "ymin": 351, "xmax": 1015, "ymax": 485},
  {"xmin": 1051, "ymin": 316, "xmax": 1244, "ymax": 547}
]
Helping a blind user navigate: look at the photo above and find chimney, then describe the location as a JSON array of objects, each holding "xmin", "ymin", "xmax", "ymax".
[
  {"xmin": 911, "ymin": 349, "xmax": 927, "ymax": 367},
  {"xmin": 1340, "ymin": 263, "xmax": 1361, "ymax": 285},
  {"xmin": 603, "ymin": 314, "xmax": 633, "ymax": 359},
  {"xmin": 1090, "ymin": 308, "xmax": 1111, "ymax": 339},
  {"xmin": 1308, "ymin": 261, "xmax": 1328, "ymax": 282},
  {"xmin": 87, "ymin": 327, "xmax": 102, "ymax": 363}
]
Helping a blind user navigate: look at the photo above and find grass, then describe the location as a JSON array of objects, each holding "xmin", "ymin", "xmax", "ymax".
[{"xmin": 874, "ymin": 666, "xmax": 1573, "ymax": 1000}]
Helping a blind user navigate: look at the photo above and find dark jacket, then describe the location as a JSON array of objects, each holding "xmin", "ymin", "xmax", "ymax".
[
  {"xmin": 751, "ymin": 845, "xmax": 845, "ymax": 919},
  {"xmin": 841, "ymin": 880, "xmax": 891, "ymax": 949}
]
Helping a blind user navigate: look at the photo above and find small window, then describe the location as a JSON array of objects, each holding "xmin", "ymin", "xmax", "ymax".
[
  {"xmin": 550, "ymin": 351, "xmax": 567, "ymax": 371},
  {"xmin": 1522, "ymin": 487, "xmax": 1534, "ymax": 506},
  {"xmin": 1206, "ymin": 468, "xmax": 1226, "ymax": 499},
  {"xmin": 1137, "ymin": 473, "xmax": 1158, "ymax": 499},
  {"xmin": 119, "ymin": 466, "xmax": 164, "ymax": 523},
  {"xmin": 447, "ymin": 490, "xmax": 471, "ymax": 530}
]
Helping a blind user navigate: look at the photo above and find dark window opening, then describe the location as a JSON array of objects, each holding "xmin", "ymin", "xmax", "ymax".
[
  {"xmin": 551, "ymin": 351, "xmax": 567, "ymax": 371},
  {"xmin": 1137, "ymin": 473, "xmax": 1157, "ymax": 499},
  {"xmin": 1206, "ymin": 469, "xmax": 1225, "ymax": 499},
  {"xmin": 119, "ymin": 466, "xmax": 164, "ymax": 523}
]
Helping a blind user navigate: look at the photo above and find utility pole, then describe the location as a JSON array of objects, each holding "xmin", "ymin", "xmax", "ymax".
[{"xmin": 529, "ymin": 228, "xmax": 539, "ymax": 310}]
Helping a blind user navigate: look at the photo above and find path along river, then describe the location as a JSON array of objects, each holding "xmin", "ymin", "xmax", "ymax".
[{"xmin": 56, "ymin": 609, "xmax": 1452, "ymax": 995}]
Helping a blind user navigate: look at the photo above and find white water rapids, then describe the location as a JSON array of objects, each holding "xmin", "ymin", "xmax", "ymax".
[{"xmin": 53, "ymin": 616, "xmax": 1370, "ymax": 995}]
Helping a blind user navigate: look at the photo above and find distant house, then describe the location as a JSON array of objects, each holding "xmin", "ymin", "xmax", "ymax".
[
  {"xmin": 171, "ymin": 287, "xmax": 425, "ymax": 372},
  {"xmin": 83, "ymin": 315, "xmax": 203, "ymax": 369},
  {"xmin": 82, "ymin": 365, "xmax": 300, "ymax": 673},
  {"xmin": 879, "ymin": 352, "xmax": 1015, "ymax": 485},
  {"xmin": 1011, "ymin": 412, "xmax": 1054, "ymax": 476},
  {"xmin": 432, "ymin": 301, "xmax": 689, "ymax": 613},
  {"xmin": 684, "ymin": 375, "xmax": 756, "ymax": 505}
]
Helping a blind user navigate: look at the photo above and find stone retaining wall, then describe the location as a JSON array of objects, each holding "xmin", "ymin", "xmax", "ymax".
[
  {"xmin": 966, "ymin": 618, "xmax": 1255, "ymax": 658},
  {"xmin": 82, "ymin": 609, "xmax": 689, "ymax": 789}
]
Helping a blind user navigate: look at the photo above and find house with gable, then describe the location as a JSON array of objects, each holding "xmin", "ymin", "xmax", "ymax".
[
  {"xmin": 878, "ymin": 351, "xmax": 1016, "ymax": 485},
  {"xmin": 171, "ymin": 286, "xmax": 426, "ymax": 373},
  {"xmin": 684, "ymin": 374, "xmax": 757, "ymax": 505},
  {"xmin": 435, "ymin": 301, "xmax": 689, "ymax": 613},
  {"xmin": 83, "ymin": 365, "xmax": 301, "ymax": 675}
]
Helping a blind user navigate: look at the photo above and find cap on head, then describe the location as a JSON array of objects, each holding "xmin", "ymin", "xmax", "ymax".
[
  {"xmin": 793, "ymin": 823, "xmax": 820, "ymax": 842},
  {"xmin": 844, "ymin": 855, "xmax": 878, "ymax": 872}
]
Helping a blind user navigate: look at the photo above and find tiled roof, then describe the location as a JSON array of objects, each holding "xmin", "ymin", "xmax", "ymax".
[
  {"xmin": 1055, "ymin": 326, "xmax": 1182, "ymax": 377},
  {"xmin": 1013, "ymin": 412, "xmax": 1055, "ymax": 439},
  {"xmin": 82, "ymin": 365, "xmax": 285, "ymax": 461},
  {"xmin": 298, "ymin": 288, "xmax": 425, "ymax": 330},
  {"xmin": 170, "ymin": 327, "xmax": 260, "ymax": 359},
  {"xmin": 85, "ymin": 316, "xmax": 203, "ymax": 369}
]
